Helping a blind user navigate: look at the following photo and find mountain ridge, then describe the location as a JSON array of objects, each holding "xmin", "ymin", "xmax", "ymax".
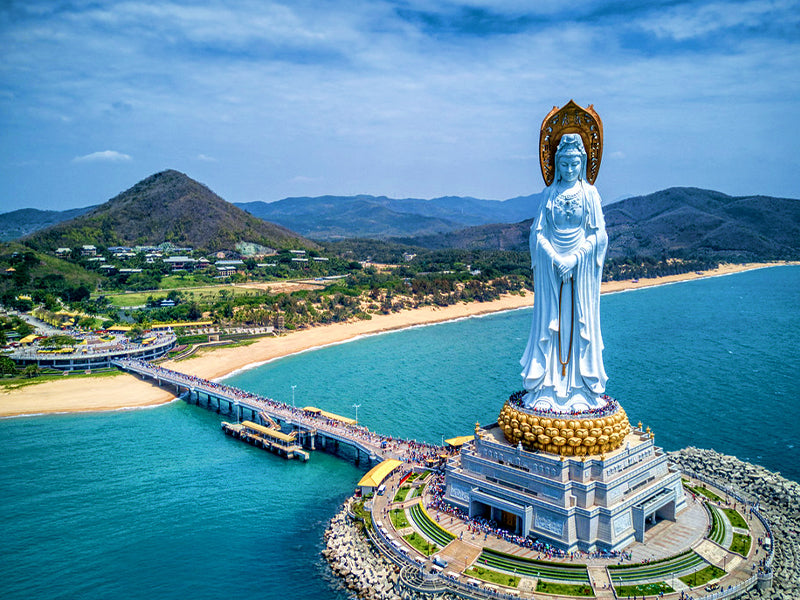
[
  {"xmin": 234, "ymin": 192, "xmax": 543, "ymax": 239},
  {"xmin": 397, "ymin": 187, "xmax": 800, "ymax": 261},
  {"xmin": 22, "ymin": 170, "xmax": 315, "ymax": 253}
]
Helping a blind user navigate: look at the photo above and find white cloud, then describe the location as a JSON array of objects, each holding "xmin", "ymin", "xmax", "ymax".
[
  {"xmin": 197, "ymin": 154, "xmax": 218, "ymax": 162},
  {"xmin": 635, "ymin": 0, "xmax": 798, "ymax": 41},
  {"xmin": 72, "ymin": 150, "xmax": 132, "ymax": 163}
]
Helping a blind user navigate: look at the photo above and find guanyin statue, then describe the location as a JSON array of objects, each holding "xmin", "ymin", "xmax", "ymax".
[{"xmin": 520, "ymin": 102, "xmax": 608, "ymax": 413}]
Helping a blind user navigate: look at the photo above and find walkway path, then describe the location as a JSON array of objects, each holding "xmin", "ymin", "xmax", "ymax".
[
  {"xmin": 587, "ymin": 566, "xmax": 615, "ymax": 599},
  {"xmin": 116, "ymin": 358, "xmax": 449, "ymax": 467},
  {"xmin": 627, "ymin": 497, "xmax": 708, "ymax": 562}
]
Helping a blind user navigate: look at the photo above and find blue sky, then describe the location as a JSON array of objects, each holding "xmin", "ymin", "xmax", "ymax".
[{"xmin": 1, "ymin": 0, "xmax": 799, "ymax": 212}]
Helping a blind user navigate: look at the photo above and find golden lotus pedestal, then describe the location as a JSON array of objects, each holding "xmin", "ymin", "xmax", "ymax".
[{"xmin": 497, "ymin": 399, "xmax": 632, "ymax": 457}]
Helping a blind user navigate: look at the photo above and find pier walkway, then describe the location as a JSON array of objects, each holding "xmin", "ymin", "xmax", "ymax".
[{"xmin": 113, "ymin": 358, "xmax": 445, "ymax": 467}]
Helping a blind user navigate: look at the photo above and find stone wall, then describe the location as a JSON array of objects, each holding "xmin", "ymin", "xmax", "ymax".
[
  {"xmin": 322, "ymin": 502, "xmax": 404, "ymax": 600},
  {"xmin": 667, "ymin": 447, "xmax": 799, "ymax": 600}
]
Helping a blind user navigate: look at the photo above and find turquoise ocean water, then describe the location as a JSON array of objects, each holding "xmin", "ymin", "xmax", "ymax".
[{"xmin": 1, "ymin": 265, "xmax": 798, "ymax": 599}]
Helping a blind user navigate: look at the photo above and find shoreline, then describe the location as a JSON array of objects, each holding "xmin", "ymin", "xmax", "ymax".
[{"xmin": 1, "ymin": 261, "xmax": 794, "ymax": 418}]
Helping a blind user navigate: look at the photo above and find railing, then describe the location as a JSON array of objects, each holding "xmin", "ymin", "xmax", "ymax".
[
  {"xmin": 694, "ymin": 573, "xmax": 757, "ymax": 600},
  {"xmin": 114, "ymin": 359, "xmax": 443, "ymax": 466},
  {"xmin": 682, "ymin": 469, "xmax": 774, "ymax": 567},
  {"xmin": 368, "ymin": 509, "xmax": 521, "ymax": 599}
]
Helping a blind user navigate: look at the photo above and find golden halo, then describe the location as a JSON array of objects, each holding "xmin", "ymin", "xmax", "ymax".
[{"xmin": 539, "ymin": 100, "xmax": 603, "ymax": 186}]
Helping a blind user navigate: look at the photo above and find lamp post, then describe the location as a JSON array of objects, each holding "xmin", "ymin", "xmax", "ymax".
[
  {"xmin": 291, "ymin": 384, "xmax": 296, "ymax": 408},
  {"xmin": 352, "ymin": 403, "xmax": 361, "ymax": 425}
]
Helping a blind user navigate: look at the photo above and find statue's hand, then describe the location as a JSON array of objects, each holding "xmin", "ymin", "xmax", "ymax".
[{"xmin": 556, "ymin": 254, "xmax": 578, "ymax": 280}]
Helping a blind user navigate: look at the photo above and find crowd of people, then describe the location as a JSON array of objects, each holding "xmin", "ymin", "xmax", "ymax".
[
  {"xmin": 507, "ymin": 390, "xmax": 620, "ymax": 418},
  {"xmin": 423, "ymin": 475, "xmax": 628, "ymax": 561},
  {"xmin": 119, "ymin": 358, "xmax": 449, "ymax": 466}
]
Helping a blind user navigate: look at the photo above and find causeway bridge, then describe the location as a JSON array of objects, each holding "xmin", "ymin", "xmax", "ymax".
[{"xmin": 113, "ymin": 359, "xmax": 442, "ymax": 467}]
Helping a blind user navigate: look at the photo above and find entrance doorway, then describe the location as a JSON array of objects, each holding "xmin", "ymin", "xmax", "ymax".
[{"xmin": 499, "ymin": 510, "xmax": 518, "ymax": 533}]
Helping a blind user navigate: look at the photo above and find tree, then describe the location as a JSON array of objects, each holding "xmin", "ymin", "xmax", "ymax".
[
  {"xmin": 22, "ymin": 365, "xmax": 41, "ymax": 378},
  {"xmin": 0, "ymin": 356, "xmax": 18, "ymax": 376}
]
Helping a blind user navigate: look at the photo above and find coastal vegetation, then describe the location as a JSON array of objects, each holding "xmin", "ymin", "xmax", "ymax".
[
  {"xmin": 721, "ymin": 507, "xmax": 747, "ymax": 529},
  {"xmin": 389, "ymin": 509, "xmax": 410, "ymax": 530},
  {"xmin": 464, "ymin": 566, "xmax": 520, "ymax": 587},
  {"xmin": 393, "ymin": 486, "xmax": 410, "ymax": 503},
  {"xmin": 350, "ymin": 499, "xmax": 373, "ymax": 532},
  {"xmin": 688, "ymin": 485, "xmax": 723, "ymax": 502},
  {"xmin": 2, "ymin": 170, "xmax": 797, "ymax": 341},
  {"xmin": 730, "ymin": 533, "xmax": 752, "ymax": 556},
  {"xmin": 402, "ymin": 531, "xmax": 439, "ymax": 556},
  {"xmin": 678, "ymin": 564, "xmax": 726, "ymax": 587},
  {"xmin": 613, "ymin": 582, "xmax": 674, "ymax": 596},
  {"xmin": 536, "ymin": 581, "xmax": 594, "ymax": 596}
]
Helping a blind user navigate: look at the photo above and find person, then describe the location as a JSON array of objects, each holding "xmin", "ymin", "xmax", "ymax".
[{"xmin": 520, "ymin": 133, "xmax": 608, "ymax": 412}]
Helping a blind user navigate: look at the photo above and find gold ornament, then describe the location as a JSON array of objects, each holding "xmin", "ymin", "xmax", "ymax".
[
  {"xmin": 539, "ymin": 100, "xmax": 603, "ymax": 186},
  {"xmin": 498, "ymin": 400, "xmax": 631, "ymax": 456}
]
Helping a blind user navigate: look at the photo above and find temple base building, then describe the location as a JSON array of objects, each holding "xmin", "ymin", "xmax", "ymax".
[{"xmin": 444, "ymin": 411, "xmax": 686, "ymax": 553}]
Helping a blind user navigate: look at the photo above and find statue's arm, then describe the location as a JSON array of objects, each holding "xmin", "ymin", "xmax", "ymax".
[
  {"xmin": 575, "ymin": 186, "xmax": 607, "ymax": 265},
  {"xmin": 535, "ymin": 230, "xmax": 559, "ymax": 266}
]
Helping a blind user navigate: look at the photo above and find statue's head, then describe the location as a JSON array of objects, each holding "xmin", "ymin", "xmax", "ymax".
[{"xmin": 554, "ymin": 133, "xmax": 588, "ymax": 184}]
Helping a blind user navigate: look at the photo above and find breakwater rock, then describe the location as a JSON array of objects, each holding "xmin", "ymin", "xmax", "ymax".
[
  {"xmin": 322, "ymin": 502, "xmax": 403, "ymax": 600},
  {"xmin": 668, "ymin": 447, "xmax": 800, "ymax": 600},
  {"xmin": 324, "ymin": 449, "xmax": 798, "ymax": 599}
]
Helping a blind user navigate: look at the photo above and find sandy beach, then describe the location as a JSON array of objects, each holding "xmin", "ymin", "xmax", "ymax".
[{"xmin": 1, "ymin": 261, "xmax": 793, "ymax": 418}]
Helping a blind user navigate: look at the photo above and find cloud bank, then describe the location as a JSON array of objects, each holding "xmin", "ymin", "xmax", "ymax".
[{"xmin": 1, "ymin": 0, "xmax": 798, "ymax": 211}]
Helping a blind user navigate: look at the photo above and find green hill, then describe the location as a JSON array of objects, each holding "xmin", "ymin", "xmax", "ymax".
[
  {"xmin": 24, "ymin": 170, "xmax": 315, "ymax": 253},
  {"xmin": 0, "ymin": 206, "xmax": 95, "ymax": 242},
  {"xmin": 0, "ymin": 241, "xmax": 101, "ymax": 307},
  {"xmin": 400, "ymin": 188, "xmax": 800, "ymax": 262}
]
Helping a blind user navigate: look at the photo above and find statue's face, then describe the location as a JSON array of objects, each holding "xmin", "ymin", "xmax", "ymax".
[{"xmin": 558, "ymin": 153, "xmax": 582, "ymax": 184}]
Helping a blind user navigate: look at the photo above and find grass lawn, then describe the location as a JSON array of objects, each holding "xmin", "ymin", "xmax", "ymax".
[
  {"xmin": 535, "ymin": 581, "xmax": 594, "ymax": 596},
  {"xmin": 731, "ymin": 533, "xmax": 752, "ymax": 556},
  {"xmin": 614, "ymin": 582, "xmax": 675, "ymax": 596},
  {"xmin": 464, "ymin": 566, "xmax": 520, "ymax": 588},
  {"xmin": 722, "ymin": 508, "xmax": 748, "ymax": 529},
  {"xmin": 393, "ymin": 486, "xmax": 410, "ymax": 503},
  {"xmin": 103, "ymin": 284, "xmax": 262, "ymax": 307},
  {"xmin": 176, "ymin": 339, "xmax": 256, "ymax": 360},
  {"xmin": 390, "ymin": 509, "xmax": 410, "ymax": 529},
  {"xmin": 692, "ymin": 486, "xmax": 723, "ymax": 502},
  {"xmin": 0, "ymin": 369, "xmax": 121, "ymax": 390},
  {"xmin": 679, "ymin": 564, "xmax": 726, "ymax": 587},
  {"xmin": 403, "ymin": 532, "xmax": 439, "ymax": 556}
]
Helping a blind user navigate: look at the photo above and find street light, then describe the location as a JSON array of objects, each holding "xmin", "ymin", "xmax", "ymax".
[
  {"xmin": 352, "ymin": 403, "xmax": 361, "ymax": 425},
  {"xmin": 291, "ymin": 384, "xmax": 296, "ymax": 408}
]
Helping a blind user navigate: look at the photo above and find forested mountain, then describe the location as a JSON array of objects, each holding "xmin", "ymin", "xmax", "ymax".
[
  {"xmin": 23, "ymin": 170, "xmax": 315, "ymax": 253},
  {"xmin": 6, "ymin": 182, "xmax": 798, "ymax": 262},
  {"xmin": 398, "ymin": 188, "xmax": 800, "ymax": 262},
  {"xmin": 235, "ymin": 193, "xmax": 542, "ymax": 239},
  {"xmin": 0, "ymin": 206, "xmax": 96, "ymax": 241}
]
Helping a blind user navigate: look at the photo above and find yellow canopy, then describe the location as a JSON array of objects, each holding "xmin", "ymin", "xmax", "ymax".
[
  {"xmin": 107, "ymin": 325, "xmax": 132, "ymax": 332},
  {"xmin": 444, "ymin": 435, "xmax": 475, "ymax": 447},
  {"xmin": 358, "ymin": 459, "xmax": 402, "ymax": 488},
  {"xmin": 151, "ymin": 321, "xmax": 214, "ymax": 328},
  {"xmin": 19, "ymin": 334, "xmax": 39, "ymax": 344},
  {"xmin": 302, "ymin": 406, "xmax": 357, "ymax": 425},
  {"xmin": 241, "ymin": 421, "xmax": 297, "ymax": 443}
]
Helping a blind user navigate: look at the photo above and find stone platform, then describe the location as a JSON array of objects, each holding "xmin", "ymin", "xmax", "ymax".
[{"xmin": 444, "ymin": 418, "xmax": 686, "ymax": 553}]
